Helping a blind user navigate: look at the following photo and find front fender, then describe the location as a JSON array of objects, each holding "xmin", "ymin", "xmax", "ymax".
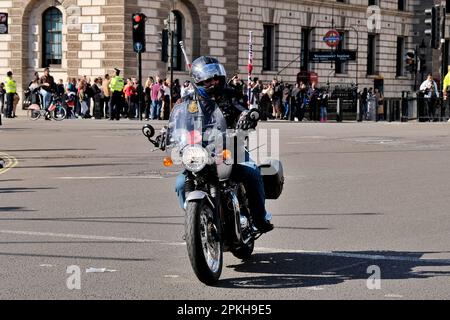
[{"xmin": 185, "ymin": 190, "xmax": 215, "ymax": 209}]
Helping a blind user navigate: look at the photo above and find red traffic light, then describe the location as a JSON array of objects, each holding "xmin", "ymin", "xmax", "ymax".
[{"xmin": 134, "ymin": 14, "xmax": 142, "ymax": 23}]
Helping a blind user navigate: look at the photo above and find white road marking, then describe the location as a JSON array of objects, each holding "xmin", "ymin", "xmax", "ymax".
[
  {"xmin": 385, "ymin": 294, "xmax": 404, "ymax": 298},
  {"xmin": 0, "ymin": 230, "xmax": 164, "ymax": 244},
  {"xmin": 2, "ymin": 229, "xmax": 449, "ymax": 265},
  {"xmin": 86, "ymin": 267, "xmax": 117, "ymax": 273},
  {"xmin": 255, "ymin": 247, "xmax": 450, "ymax": 265}
]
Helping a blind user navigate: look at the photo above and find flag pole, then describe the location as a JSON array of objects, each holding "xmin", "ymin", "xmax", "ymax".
[{"xmin": 247, "ymin": 31, "xmax": 253, "ymax": 108}]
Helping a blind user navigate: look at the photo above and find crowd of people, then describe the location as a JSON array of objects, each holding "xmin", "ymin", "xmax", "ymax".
[{"xmin": 2, "ymin": 67, "xmax": 449, "ymax": 123}]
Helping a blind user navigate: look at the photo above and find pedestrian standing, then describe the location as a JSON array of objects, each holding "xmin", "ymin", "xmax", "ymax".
[
  {"xmin": 4, "ymin": 71, "xmax": 16, "ymax": 118},
  {"xmin": 420, "ymin": 73, "xmax": 439, "ymax": 122},
  {"xmin": 151, "ymin": 78, "xmax": 163, "ymax": 120},
  {"xmin": 92, "ymin": 78, "xmax": 103, "ymax": 119},
  {"xmin": 102, "ymin": 74, "xmax": 111, "ymax": 119},
  {"xmin": 360, "ymin": 88, "xmax": 368, "ymax": 121},
  {"xmin": 109, "ymin": 68, "xmax": 125, "ymax": 121},
  {"xmin": 282, "ymin": 84, "xmax": 291, "ymax": 120},
  {"xmin": 442, "ymin": 65, "xmax": 450, "ymax": 121},
  {"xmin": 144, "ymin": 77, "xmax": 153, "ymax": 120},
  {"xmin": 0, "ymin": 83, "xmax": 5, "ymax": 116},
  {"xmin": 162, "ymin": 80, "xmax": 171, "ymax": 120},
  {"xmin": 308, "ymin": 81, "xmax": 319, "ymax": 121},
  {"xmin": 375, "ymin": 88, "xmax": 384, "ymax": 121},
  {"xmin": 172, "ymin": 79, "xmax": 181, "ymax": 108},
  {"xmin": 272, "ymin": 79, "xmax": 283, "ymax": 119},
  {"xmin": 123, "ymin": 78, "xmax": 134, "ymax": 119}
]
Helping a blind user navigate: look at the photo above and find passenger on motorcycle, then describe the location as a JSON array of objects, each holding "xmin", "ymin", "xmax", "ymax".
[{"xmin": 174, "ymin": 56, "xmax": 273, "ymax": 233}]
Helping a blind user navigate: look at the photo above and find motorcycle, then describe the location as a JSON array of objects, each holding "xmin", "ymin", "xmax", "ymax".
[{"xmin": 142, "ymin": 97, "xmax": 284, "ymax": 285}]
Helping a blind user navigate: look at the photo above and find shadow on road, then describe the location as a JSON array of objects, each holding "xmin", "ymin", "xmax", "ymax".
[
  {"xmin": 0, "ymin": 215, "xmax": 329, "ymax": 231},
  {"xmin": 219, "ymin": 251, "xmax": 450, "ymax": 289},
  {"xmin": 0, "ymin": 251, "xmax": 152, "ymax": 262},
  {"xmin": 14, "ymin": 163, "xmax": 146, "ymax": 169},
  {"xmin": 0, "ymin": 207, "xmax": 37, "ymax": 213},
  {"xmin": 275, "ymin": 212, "xmax": 382, "ymax": 217},
  {"xmin": 1, "ymin": 148, "xmax": 96, "ymax": 152},
  {"xmin": 0, "ymin": 187, "xmax": 56, "ymax": 194}
]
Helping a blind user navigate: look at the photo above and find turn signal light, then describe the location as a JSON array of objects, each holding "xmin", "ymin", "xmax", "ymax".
[
  {"xmin": 222, "ymin": 149, "xmax": 232, "ymax": 161},
  {"xmin": 163, "ymin": 157, "xmax": 173, "ymax": 167}
]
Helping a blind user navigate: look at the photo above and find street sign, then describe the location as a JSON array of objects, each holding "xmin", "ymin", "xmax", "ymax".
[
  {"xmin": 309, "ymin": 50, "xmax": 357, "ymax": 63},
  {"xmin": 0, "ymin": 13, "xmax": 8, "ymax": 34},
  {"xmin": 323, "ymin": 29, "xmax": 341, "ymax": 48}
]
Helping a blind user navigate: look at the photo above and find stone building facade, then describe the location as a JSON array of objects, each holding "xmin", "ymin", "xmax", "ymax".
[{"xmin": 0, "ymin": 0, "xmax": 439, "ymax": 113}]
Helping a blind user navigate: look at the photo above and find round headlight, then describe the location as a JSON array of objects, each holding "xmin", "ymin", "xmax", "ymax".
[{"xmin": 182, "ymin": 145, "xmax": 209, "ymax": 172}]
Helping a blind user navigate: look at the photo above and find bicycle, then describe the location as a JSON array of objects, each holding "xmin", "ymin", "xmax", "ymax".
[{"xmin": 27, "ymin": 93, "xmax": 67, "ymax": 121}]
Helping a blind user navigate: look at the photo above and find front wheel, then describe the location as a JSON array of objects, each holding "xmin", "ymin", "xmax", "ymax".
[{"xmin": 185, "ymin": 200, "xmax": 223, "ymax": 285}]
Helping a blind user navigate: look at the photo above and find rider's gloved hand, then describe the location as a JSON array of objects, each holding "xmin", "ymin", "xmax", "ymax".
[
  {"xmin": 237, "ymin": 109, "xmax": 260, "ymax": 130},
  {"xmin": 236, "ymin": 110, "xmax": 251, "ymax": 130}
]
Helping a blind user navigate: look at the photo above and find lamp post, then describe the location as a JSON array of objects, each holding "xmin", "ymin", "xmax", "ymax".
[{"xmin": 168, "ymin": 1, "xmax": 175, "ymax": 112}]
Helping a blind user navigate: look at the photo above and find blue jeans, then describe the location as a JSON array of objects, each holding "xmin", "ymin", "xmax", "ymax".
[
  {"xmin": 175, "ymin": 163, "xmax": 267, "ymax": 223},
  {"xmin": 40, "ymin": 89, "xmax": 52, "ymax": 110},
  {"xmin": 283, "ymin": 102, "xmax": 290, "ymax": 118},
  {"xmin": 151, "ymin": 100, "xmax": 162, "ymax": 120},
  {"xmin": 320, "ymin": 106, "xmax": 327, "ymax": 120}
]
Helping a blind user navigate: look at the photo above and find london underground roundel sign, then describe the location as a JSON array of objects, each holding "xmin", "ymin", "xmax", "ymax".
[{"xmin": 323, "ymin": 29, "xmax": 341, "ymax": 48}]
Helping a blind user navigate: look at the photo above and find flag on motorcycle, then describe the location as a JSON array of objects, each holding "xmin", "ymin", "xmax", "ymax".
[{"xmin": 248, "ymin": 31, "xmax": 253, "ymax": 78}]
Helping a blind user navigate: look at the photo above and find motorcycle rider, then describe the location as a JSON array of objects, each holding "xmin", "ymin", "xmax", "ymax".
[{"xmin": 174, "ymin": 56, "xmax": 274, "ymax": 233}]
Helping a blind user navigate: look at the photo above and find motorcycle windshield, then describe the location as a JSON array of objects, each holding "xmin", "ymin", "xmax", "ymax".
[{"xmin": 165, "ymin": 99, "xmax": 227, "ymax": 151}]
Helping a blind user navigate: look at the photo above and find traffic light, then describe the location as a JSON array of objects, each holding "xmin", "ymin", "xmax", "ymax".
[
  {"xmin": 158, "ymin": 29, "xmax": 169, "ymax": 63},
  {"xmin": 419, "ymin": 56, "xmax": 427, "ymax": 73},
  {"xmin": 404, "ymin": 50, "xmax": 416, "ymax": 73},
  {"xmin": 132, "ymin": 13, "xmax": 146, "ymax": 53},
  {"xmin": 424, "ymin": 6, "xmax": 440, "ymax": 49}
]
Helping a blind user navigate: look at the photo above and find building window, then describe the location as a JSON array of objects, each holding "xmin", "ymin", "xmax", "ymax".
[
  {"xmin": 42, "ymin": 7, "xmax": 62, "ymax": 68},
  {"xmin": 398, "ymin": 0, "xmax": 405, "ymax": 11},
  {"xmin": 301, "ymin": 28, "xmax": 311, "ymax": 72},
  {"xmin": 335, "ymin": 31, "xmax": 347, "ymax": 74},
  {"xmin": 263, "ymin": 24, "xmax": 276, "ymax": 71},
  {"xmin": 367, "ymin": 34, "xmax": 377, "ymax": 75},
  {"xmin": 368, "ymin": 0, "xmax": 379, "ymax": 5},
  {"xmin": 396, "ymin": 37, "xmax": 405, "ymax": 77},
  {"xmin": 170, "ymin": 11, "xmax": 183, "ymax": 71}
]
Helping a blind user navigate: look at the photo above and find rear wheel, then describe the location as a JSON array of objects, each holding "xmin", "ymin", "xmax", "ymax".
[
  {"xmin": 51, "ymin": 105, "xmax": 67, "ymax": 121},
  {"xmin": 27, "ymin": 109, "xmax": 41, "ymax": 121},
  {"xmin": 185, "ymin": 200, "xmax": 223, "ymax": 285}
]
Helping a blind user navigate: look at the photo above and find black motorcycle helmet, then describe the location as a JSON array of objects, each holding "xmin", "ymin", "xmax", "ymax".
[{"xmin": 191, "ymin": 56, "xmax": 227, "ymax": 98}]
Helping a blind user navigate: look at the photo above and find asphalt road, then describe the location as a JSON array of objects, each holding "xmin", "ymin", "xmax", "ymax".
[{"xmin": 0, "ymin": 117, "xmax": 449, "ymax": 300}]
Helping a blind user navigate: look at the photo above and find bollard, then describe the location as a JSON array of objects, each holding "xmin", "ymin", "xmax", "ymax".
[
  {"xmin": 387, "ymin": 100, "xmax": 391, "ymax": 122},
  {"xmin": 356, "ymin": 99, "xmax": 361, "ymax": 122},
  {"xmin": 400, "ymin": 98, "xmax": 403, "ymax": 122},
  {"xmin": 336, "ymin": 98, "xmax": 341, "ymax": 122}
]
